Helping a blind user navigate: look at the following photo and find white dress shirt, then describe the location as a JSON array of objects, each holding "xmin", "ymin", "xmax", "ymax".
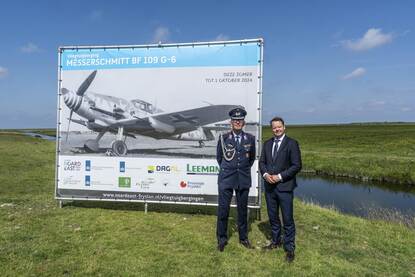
[{"xmin": 264, "ymin": 134, "xmax": 285, "ymax": 182}]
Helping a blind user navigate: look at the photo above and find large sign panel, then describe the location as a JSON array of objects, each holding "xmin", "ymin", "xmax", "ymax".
[{"xmin": 56, "ymin": 39, "xmax": 263, "ymax": 207}]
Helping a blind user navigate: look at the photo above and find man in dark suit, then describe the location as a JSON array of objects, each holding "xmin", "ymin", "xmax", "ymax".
[
  {"xmin": 216, "ymin": 107, "xmax": 256, "ymax": 252},
  {"xmin": 259, "ymin": 116, "xmax": 302, "ymax": 262}
]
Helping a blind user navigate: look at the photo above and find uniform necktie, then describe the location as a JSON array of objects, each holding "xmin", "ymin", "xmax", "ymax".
[{"xmin": 235, "ymin": 135, "xmax": 240, "ymax": 145}]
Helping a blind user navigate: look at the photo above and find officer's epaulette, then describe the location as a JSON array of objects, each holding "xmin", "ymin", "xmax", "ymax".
[
  {"xmin": 224, "ymin": 132, "xmax": 233, "ymax": 139},
  {"xmin": 244, "ymin": 132, "xmax": 254, "ymax": 138}
]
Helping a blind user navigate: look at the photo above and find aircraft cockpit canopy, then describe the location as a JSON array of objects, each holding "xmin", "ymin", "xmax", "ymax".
[{"xmin": 131, "ymin": 99, "xmax": 162, "ymax": 114}]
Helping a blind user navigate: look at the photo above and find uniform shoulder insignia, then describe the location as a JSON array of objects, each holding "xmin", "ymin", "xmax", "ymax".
[{"xmin": 245, "ymin": 133, "xmax": 254, "ymax": 139}]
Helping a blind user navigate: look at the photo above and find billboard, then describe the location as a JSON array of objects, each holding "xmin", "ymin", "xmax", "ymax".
[{"xmin": 55, "ymin": 39, "xmax": 263, "ymax": 207}]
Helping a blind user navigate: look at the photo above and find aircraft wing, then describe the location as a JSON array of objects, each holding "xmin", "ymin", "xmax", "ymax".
[
  {"xmin": 69, "ymin": 118, "xmax": 109, "ymax": 132},
  {"xmin": 69, "ymin": 118, "xmax": 87, "ymax": 127},
  {"xmin": 106, "ymin": 104, "xmax": 241, "ymax": 137},
  {"xmin": 151, "ymin": 105, "xmax": 241, "ymax": 131},
  {"xmin": 202, "ymin": 125, "xmax": 229, "ymax": 131},
  {"xmin": 110, "ymin": 116, "xmax": 151, "ymax": 127}
]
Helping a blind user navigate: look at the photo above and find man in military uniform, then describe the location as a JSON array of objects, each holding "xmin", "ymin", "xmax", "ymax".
[{"xmin": 216, "ymin": 107, "xmax": 256, "ymax": 252}]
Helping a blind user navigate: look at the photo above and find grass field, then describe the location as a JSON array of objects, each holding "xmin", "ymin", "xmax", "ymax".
[
  {"xmin": 263, "ymin": 123, "xmax": 415, "ymax": 184},
  {"xmin": 0, "ymin": 133, "xmax": 414, "ymax": 276},
  {"xmin": 0, "ymin": 129, "xmax": 56, "ymax": 137},
  {"xmin": 23, "ymin": 123, "xmax": 415, "ymax": 184}
]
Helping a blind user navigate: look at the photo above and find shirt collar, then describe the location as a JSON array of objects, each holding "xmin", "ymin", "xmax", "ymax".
[
  {"xmin": 274, "ymin": 134, "xmax": 285, "ymax": 142},
  {"xmin": 233, "ymin": 131, "xmax": 243, "ymax": 138}
]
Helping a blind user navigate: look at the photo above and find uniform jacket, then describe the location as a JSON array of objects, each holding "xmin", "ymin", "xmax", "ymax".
[
  {"xmin": 259, "ymin": 135, "xmax": 302, "ymax": 192},
  {"xmin": 216, "ymin": 131, "xmax": 256, "ymax": 189}
]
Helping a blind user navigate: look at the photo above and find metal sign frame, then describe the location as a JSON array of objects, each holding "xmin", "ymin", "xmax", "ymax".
[{"xmin": 55, "ymin": 38, "xmax": 264, "ymax": 209}]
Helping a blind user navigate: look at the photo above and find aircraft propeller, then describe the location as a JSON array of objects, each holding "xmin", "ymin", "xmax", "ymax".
[
  {"xmin": 76, "ymin": 70, "xmax": 97, "ymax": 96},
  {"xmin": 65, "ymin": 70, "xmax": 97, "ymax": 141}
]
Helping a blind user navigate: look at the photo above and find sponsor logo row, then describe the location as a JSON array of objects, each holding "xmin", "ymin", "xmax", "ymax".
[
  {"xmin": 63, "ymin": 159, "xmax": 219, "ymax": 175},
  {"xmin": 82, "ymin": 175, "xmax": 205, "ymax": 190},
  {"xmin": 62, "ymin": 160, "xmax": 213, "ymax": 191}
]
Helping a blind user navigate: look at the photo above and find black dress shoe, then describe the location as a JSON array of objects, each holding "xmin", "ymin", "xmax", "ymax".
[
  {"xmin": 285, "ymin": 251, "xmax": 295, "ymax": 263},
  {"xmin": 262, "ymin": 241, "xmax": 282, "ymax": 250},
  {"xmin": 239, "ymin": 239, "xmax": 253, "ymax": 249},
  {"xmin": 217, "ymin": 241, "xmax": 227, "ymax": 252}
]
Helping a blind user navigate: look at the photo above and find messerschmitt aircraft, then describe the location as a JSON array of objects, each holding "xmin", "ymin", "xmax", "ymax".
[{"xmin": 61, "ymin": 70, "xmax": 241, "ymax": 156}]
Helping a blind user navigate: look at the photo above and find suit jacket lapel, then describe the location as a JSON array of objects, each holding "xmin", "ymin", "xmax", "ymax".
[
  {"xmin": 272, "ymin": 136, "xmax": 288, "ymax": 162},
  {"xmin": 277, "ymin": 136, "xmax": 288, "ymax": 153}
]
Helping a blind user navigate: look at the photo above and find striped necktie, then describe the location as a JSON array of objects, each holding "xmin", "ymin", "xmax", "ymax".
[{"xmin": 272, "ymin": 138, "xmax": 280, "ymax": 159}]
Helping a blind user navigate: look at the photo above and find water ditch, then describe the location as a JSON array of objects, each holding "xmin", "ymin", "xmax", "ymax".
[{"xmin": 296, "ymin": 174, "xmax": 415, "ymax": 223}]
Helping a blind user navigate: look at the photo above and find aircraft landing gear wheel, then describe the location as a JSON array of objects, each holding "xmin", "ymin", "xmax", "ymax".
[
  {"xmin": 198, "ymin": 141, "xmax": 205, "ymax": 148},
  {"xmin": 111, "ymin": 140, "xmax": 128, "ymax": 156},
  {"xmin": 84, "ymin": 139, "xmax": 99, "ymax": 152}
]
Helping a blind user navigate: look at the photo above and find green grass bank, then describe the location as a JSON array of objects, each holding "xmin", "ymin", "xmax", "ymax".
[
  {"xmin": 22, "ymin": 123, "xmax": 415, "ymax": 184},
  {"xmin": 263, "ymin": 123, "xmax": 415, "ymax": 185},
  {"xmin": 0, "ymin": 133, "xmax": 414, "ymax": 276}
]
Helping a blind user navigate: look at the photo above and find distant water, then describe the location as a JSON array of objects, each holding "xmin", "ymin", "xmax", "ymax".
[
  {"xmin": 296, "ymin": 175, "xmax": 415, "ymax": 218},
  {"xmin": 23, "ymin": 132, "xmax": 56, "ymax": 141}
]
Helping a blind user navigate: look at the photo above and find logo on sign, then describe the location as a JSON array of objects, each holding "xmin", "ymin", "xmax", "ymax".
[
  {"xmin": 120, "ymin": 161, "xmax": 125, "ymax": 173},
  {"xmin": 118, "ymin": 177, "xmax": 131, "ymax": 188},
  {"xmin": 147, "ymin": 165, "xmax": 179, "ymax": 174},
  {"xmin": 186, "ymin": 164, "xmax": 219, "ymax": 175},
  {"xmin": 137, "ymin": 178, "xmax": 155, "ymax": 189},
  {"xmin": 64, "ymin": 160, "xmax": 81, "ymax": 171},
  {"xmin": 62, "ymin": 176, "xmax": 81, "ymax": 185},
  {"xmin": 179, "ymin": 181, "xmax": 204, "ymax": 189}
]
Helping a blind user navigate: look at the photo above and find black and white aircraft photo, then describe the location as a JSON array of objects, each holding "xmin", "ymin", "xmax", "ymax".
[{"xmin": 60, "ymin": 70, "xmax": 241, "ymax": 156}]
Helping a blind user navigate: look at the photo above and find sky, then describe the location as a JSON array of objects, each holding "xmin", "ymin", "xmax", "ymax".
[{"xmin": 0, "ymin": 0, "xmax": 414, "ymax": 128}]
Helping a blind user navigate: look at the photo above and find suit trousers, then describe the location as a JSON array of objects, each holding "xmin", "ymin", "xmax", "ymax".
[
  {"xmin": 217, "ymin": 187, "xmax": 249, "ymax": 244},
  {"xmin": 264, "ymin": 188, "xmax": 295, "ymax": 252}
]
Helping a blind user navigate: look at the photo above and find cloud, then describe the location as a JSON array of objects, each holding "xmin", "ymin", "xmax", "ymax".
[
  {"xmin": 305, "ymin": 107, "xmax": 316, "ymax": 113},
  {"xmin": 401, "ymin": 107, "xmax": 412, "ymax": 112},
  {"xmin": 368, "ymin": 100, "xmax": 386, "ymax": 107},
  {"xmin": 89, "ymin": 10, "xmax": 103, "ymax": 21},
  {"xmin": 400, "ymin": 29, "xmax": 411, "ymax": 37},
  {"xmin": 0, "ymin": 66, "xmax": 8, "ymax": 78},
  {"xmin": 342, "ymin": 28, "xmax": 393, "ymax": 51},
  {"xmin": 214, "ymin": 33, "xmax": 230, "ymax": 41},
  {"xmin": 354, "ymin": 100, "xmax": 387, "ymax": 113},
  {"xmin": 332, "ymin": 30, "xmax": 344, "ymax": 40},
  {"xmin": 342, "ymin": 67, "xmax": 366, "ymax": 80},
  {"xmin": 20, "ymin": 42, "xmax": 41, "ymax": 53},
  {"xmin": 152, "ymin": 26, "xmax": 170, "ymax": 43}
]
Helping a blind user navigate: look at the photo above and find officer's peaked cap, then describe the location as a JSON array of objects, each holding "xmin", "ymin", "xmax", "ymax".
[{"xmin": 229, "ymin": 107, "xmax": 247, "ymax": 120}]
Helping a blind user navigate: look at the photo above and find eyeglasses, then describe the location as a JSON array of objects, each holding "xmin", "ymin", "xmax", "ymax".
[{"xmin": 231, "ymin": 119, "xmax": 244, "ymax": 124}]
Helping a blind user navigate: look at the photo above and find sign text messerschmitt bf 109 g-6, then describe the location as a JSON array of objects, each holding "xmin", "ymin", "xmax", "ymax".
[{"xmin": 55, "ymin": 39, "xmax": 263, "ymax": 208}]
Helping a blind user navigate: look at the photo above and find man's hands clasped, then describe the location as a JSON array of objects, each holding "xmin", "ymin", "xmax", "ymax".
[{"xmin": 264, "ymin": 173, "xmax": 281, "ymax": 184}]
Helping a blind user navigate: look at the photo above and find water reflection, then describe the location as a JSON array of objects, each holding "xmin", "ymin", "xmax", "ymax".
[
  {"xmin": 23, "ymin": 132, "xmax": 56, "ymax": 141},
  {"xmin": 296, "ymin": 174, "xmax": 415, "ymax": 218}
]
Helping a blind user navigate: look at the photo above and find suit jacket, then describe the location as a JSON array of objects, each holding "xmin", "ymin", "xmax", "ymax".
[
  {"xmin": 216, "ymin": 131, "xmax": 256, "ymax": 189},
  {"xmin": 259, "ymin": 135, "xmax": 302, "ymax": 192}
]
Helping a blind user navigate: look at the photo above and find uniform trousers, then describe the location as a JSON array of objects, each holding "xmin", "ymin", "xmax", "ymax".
[{"xmin": 216, "ymin": 187, "xmax": 249, "ymax": 244}]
